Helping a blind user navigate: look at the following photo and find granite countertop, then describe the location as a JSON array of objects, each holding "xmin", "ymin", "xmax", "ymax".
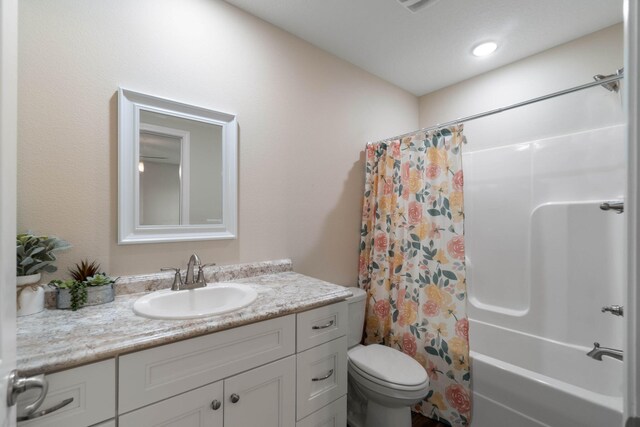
[{"xmin": 17, "ymin": 261, "xmax": 353, "ymax": 376}]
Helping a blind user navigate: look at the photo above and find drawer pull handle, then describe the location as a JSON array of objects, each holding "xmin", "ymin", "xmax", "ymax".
[
  {"xmin": 312, "ymin": 369, "xmax": 334, "ymax": 382},
  {"xmin": 312, "ymin": 320, "xmax": 334, "ymax": 330},
  {"xmin": 17, "ymin": 398, "xmax": 74, "ymax": 422},
  {"xmin": 230, "ymin": 393, "xmax": 240, "ymax": 403},
  {"xmin": 211, "ymin": 399, "xmax": 221, "ymax": 410}
]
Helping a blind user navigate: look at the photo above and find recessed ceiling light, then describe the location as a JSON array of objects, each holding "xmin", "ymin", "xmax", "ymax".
[{"xmin": 472, "ymin": 42, "xmax": 498, "ymax": 57}]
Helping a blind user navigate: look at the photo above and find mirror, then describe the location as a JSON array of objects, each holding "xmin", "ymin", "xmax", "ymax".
[{"xmin": 118, "ymin": 89, "xmax": 237, "ymax": 244}]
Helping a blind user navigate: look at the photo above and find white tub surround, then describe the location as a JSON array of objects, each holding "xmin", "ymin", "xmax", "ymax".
[{"xmin": 465, "ymin": 125, "xmax": 625, "ymax": 426}]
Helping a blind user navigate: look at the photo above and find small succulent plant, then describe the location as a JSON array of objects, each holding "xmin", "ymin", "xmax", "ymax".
[
  {"xmin": 85, "ymin": 273, "xmax": 116, "ymax": 287},
  {"xmin": 49, "ymin": 260, "xmax": 117, "ymax": 311},
  {"xmin": 16, "ymin": 232, "xmax": 71, "ymax": 276},
  {"xmin": 68, "ymin": 259, "xmax": 101, "ymax": 282},
  {"xmin": 49, "ymin": 279, "xmax": 88, "ymax": 310}
]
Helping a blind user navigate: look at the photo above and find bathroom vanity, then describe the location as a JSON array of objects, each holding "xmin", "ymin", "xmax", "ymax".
[{"xmin": 16, "ymin": 260, "xmax": 352, "ymax": 427}]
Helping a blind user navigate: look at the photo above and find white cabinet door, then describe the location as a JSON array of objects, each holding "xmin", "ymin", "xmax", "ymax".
[
  {"xmin": 119, "ymin": 381, "xmax": 223, "ymax": 427},
  {"xmin": 224, "ymin": 356, "xmax": 295, "ymax": 427}
]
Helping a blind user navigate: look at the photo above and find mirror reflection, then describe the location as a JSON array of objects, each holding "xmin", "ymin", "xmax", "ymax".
[
  {"xmin": 138, "ymin": 110, "xmax": 223, "ymax": 227},
  {"xmin": 118, "ymin": 88, "xmax": 237, "ymax": 244}
]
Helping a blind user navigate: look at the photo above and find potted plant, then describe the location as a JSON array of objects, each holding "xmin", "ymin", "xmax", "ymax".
[
  {"xmin": 49, "ymin": 259, "xmax": 117, "ymax": 311},
  {"xmin": 16, "ymin": 232, "xmax": 70, "ymax": 316}
]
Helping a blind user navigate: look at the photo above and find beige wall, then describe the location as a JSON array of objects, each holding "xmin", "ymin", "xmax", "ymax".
[
  {"xmin": 18, "ymin": 0, "xmax": 418, "ymax": 285},
  {"xmin": 419, "ymin": 24, "xmax": 624, "ymax": 152}
]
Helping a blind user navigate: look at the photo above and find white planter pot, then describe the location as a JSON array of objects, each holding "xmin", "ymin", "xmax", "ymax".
[{"xmin": 17, "ymin": 273, "xmax": 44, "ymax": 317}]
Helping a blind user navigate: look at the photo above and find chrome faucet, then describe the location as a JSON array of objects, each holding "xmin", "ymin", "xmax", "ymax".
[
  {"xmin": 162, "ymin": 253, "xmax": 213, "ymax": 291},
  {"xmin": 587, "ymin": 342, "xmax": 623, "ymax": 362},
  {"xmin": 185, "ymin": 253, "xmax": 201, "ymax": 286}
]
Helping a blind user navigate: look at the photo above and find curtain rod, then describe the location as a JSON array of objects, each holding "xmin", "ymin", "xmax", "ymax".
[{"xmin": 369, "ymin": 72, "xmax": 624, "ymax": 145}]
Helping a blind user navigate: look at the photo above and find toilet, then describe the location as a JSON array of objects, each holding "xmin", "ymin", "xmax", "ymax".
[{"xmin": 346, "ymin": 287, "xmax": 430, "ymax": 427}]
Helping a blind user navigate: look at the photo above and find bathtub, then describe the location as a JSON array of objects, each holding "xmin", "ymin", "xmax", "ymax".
[
  {"xmin": 469, "ymin": 320, "xmax": 622, "ymax": 427},
  {"xmin": 463, "ymin": 126, "xmax": 626, "ymax": 427}
]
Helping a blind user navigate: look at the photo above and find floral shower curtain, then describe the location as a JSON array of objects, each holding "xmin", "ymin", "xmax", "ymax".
[{"xmin": 358, "ymin": 126, "xmax": 471, "ymax": 426}]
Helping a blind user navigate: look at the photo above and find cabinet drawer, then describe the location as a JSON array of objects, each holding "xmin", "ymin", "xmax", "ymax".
[
  {"xmin": 119, "ymin": 314, "xmax": 295, "ymax": 414},
  {"xmin": 296, "ymin": 396, "xmax": 346, "ymax": 427},
  {"xmin": 17, "ymin": 359, "xmax": 115, "ymax": 427},
  {"xmin": 119, "ymin": 381, "xmax": 223, "ymax": 427},
  {"xmin": 296, "ymin": 302, "xmax": 347, "ymax": 352},
  {"xmin": 296, "ymin": 337, "xmax": 347, "ymax": 420}
]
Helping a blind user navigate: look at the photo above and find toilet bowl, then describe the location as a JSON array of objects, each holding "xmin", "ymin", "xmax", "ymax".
[{"xmin": 346, "ymin": 288, "xmax": 429, "ymax": 427}]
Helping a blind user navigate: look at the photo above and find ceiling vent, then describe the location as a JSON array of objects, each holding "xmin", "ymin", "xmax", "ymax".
[{"xmin": 396, "ymin": 0, "xmax": 441, "ymax": 13}]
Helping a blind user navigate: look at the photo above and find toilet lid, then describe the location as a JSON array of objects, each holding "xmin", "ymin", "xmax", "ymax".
[{"xmin": 348, "ymin": 344, "xmax": 428, "ymax": 387}]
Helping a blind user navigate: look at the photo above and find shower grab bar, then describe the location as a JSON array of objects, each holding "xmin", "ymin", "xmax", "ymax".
[{"xmin": 600, "ymin": 201, "xmax": 624, "ymax": 213}]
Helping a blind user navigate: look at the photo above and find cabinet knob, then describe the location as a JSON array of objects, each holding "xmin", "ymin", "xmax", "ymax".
[
  {"xmin": 230, "ymin": 393, "xmax": 240, "ymax": 403},
  {"xmin": 210, "ymin": 400, "xmax": 221, "ymax": 410}
]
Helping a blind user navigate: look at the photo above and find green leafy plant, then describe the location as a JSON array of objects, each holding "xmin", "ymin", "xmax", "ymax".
[
  {"xmin": 49, "ymin": 260, "xmax": 117, "ymax": 311},
  {"xmin": 17, "ymin": 232, "xmax": 71, "ymax": 276}
]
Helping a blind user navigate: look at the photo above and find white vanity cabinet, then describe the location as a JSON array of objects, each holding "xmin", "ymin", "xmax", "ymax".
[{"xmin": 20, "ymin": 301, "xmax": 348, "ymax": 427}]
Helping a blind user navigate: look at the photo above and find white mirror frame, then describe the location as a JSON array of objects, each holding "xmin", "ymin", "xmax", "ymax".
[{"xmin": 118, "ymin": 88, "xmax": 238, "ymax": 244}]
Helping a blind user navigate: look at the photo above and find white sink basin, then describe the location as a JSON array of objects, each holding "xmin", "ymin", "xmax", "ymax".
[{"xmin": 133, "ymin": 283, "xmax": 258, "ymax": 320}]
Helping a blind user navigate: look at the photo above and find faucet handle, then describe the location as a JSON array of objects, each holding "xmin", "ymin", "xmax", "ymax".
[
  {"xmin": 161, "ymin": 267, "xmax": 183, "ymax": 291},
  {"xmin": 200, "ymin": 263, "xmax": 217, "ymax": 269},
  {"xmin": 196, "ymin": 263, "xmax": 216, "ymax": 285}
]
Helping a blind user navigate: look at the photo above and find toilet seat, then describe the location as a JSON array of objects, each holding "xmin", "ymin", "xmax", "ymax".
[
  {"xmin": 347, "ymin": 344, "xmax": 429, "ymax": 392},
  {"xmin": 348, "ymin": 360, "xmax": 428, "ymax": 393}
]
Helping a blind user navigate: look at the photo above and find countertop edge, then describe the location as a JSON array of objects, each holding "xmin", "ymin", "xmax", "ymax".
[{"xmin": 19, "ymin": 290, "xmax": 351, "ymax": 376}]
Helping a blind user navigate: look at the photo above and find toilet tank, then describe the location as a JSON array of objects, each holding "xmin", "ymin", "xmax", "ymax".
[{"xmin": 346, "ymin": 287, "xmax": 367, "ymax": 348}]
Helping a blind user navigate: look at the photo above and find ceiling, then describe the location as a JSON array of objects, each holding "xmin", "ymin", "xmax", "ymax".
[{"xmin": 223, "ymin": 0, "xmax": 623, "ymax": 96}]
